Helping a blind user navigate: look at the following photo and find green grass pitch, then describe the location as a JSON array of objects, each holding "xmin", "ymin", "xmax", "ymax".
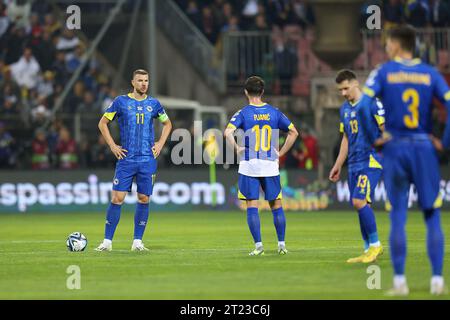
[{"xmin": 0, "ymin": 210, "xmax": 449, "ymax": 299}]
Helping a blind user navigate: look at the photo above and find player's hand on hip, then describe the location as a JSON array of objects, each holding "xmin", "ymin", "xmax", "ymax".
[
  {"xmin": 110, "ymin": 144, "xmax": 128, "ymax": 159},
  {"xmin": 152, "ymin": 141, "xmax": 163, "ymax": 158},
  {"xmin": 329, "ymin": 166, "xmax": 340, "ymax": 182},
  {"xmin": 429, "ymin": 135, "xmax": 444, "ymax": 152},
  {"xmin": 373, "ymin": 131, "xmax": 392, "ymax": 148}
]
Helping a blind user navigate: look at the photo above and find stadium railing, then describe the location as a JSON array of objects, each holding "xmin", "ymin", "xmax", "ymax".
[
  {"xmin": 222, "ymin": 27, "xmax": 450, "ymax": 96},
  {"xmin": 155, "ymin": 0, "xmax": 226, "ymax": 93}
]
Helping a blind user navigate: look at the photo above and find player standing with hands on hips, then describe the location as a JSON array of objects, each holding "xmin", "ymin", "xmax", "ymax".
[
  {"xmin": 224, "ymin": 76, "xmax": 299, "ymax": 256},
  {"xmin": 95, "ymin": 69, "xmax": 172, "ymax": 252}
]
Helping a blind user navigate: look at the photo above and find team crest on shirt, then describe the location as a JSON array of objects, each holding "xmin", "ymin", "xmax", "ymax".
[
  {"xmin": 344, "ymin": 112, "xmax": 348, "ymax": 118},
  {"xmin": 128, "ymin": 106, "xmax": 132, "ymax": 110},
  {"xmin": 351, "ymin": 111, "xmax": 356, "ymax": 118},
  {"xmin": 147, "ymin": 106, "xmax": 152, "ymax": 112}
]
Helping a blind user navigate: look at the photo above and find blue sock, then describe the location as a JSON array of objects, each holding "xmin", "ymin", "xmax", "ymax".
[
  {"xmin": 134, "ymin": 202, "xmax": 150, "ymax": 240},
  {"xmin": 357, "ymin": 212, "xmax": 370, "ymax": 251},
  {"xmin": 105, "ymin": 203, "xmax": 122, "ymax": 240},
  {"xmin": 272, "ymin": 207, "xmax": 286, "ymax": 242},
  {"xmin": 390, "ymin": 204, "xmax": 407, "ymax": 275},
  {"xmin": 358, "ymin": 205, "xmax": 379, "ymax": 245},
  {"xmin": 247, "ymin": 207, "xmax": 261, "ymax": 243},
  {"xmin": 424, "ymin": 209, "xmax": 444, "ymax": 276}
]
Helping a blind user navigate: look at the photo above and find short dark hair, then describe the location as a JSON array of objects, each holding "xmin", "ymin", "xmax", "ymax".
[
  {"xmin": 335, "ymin": 69, "xmax": 357, "ymax": 84},
  {"xmin": 245, "ymin": 76, "xmax": 265, "ymax": 96},
  {"xmin": 387, "ymin": 25, "xmax": 416, "ymax": 54},
  {"xmin": 132, "ymin": 69, "xmax": 149, "ymax": 79}
]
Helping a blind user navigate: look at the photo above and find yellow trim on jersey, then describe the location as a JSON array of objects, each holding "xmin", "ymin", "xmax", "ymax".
[
  {"xmin": 127, "ymin": 93, "xmax": 148, "ymax": 101},
  {"xmin": 433, "ymin": 194, "xmax": 443, "ymax": 209},
  {"xmin": 339, "ymin": 122, "xmax": 344, "ymax": 133},
  {"xmin": 238, "ymin": 190, "xmax": 246, "ymax": 200},
  {"xmin": 366, "ymin": 179, "xmax": 372, "ymax": 203},
  {"xmin": 369, "ymin": 154, "xmax": 383, "ymax": 169},
  {"xmin": 288, "ymin": 123, "xmax": 294, "ymax": 130},
  {"xmin": 103, "ymin": 112, "xmax": 117, "ymax": 121},
  {"xmin": 394, "ymin": 57, "xmax": 422, "ymax": 66},
  {"xmin": 363, "ymin": 87, "xmax": 375, "ymax": 97},
  {"xmin": 250, "ymin": 103, "xmax": 267, "ymax": 107},
  {"xmin": 385, "ymin": 199, "xmax": 392, "ymax": 212},
  {"xmin": 444, "ymin": 91, "xmax": 450, "ymax": 101},
  {"xmin": 227, "ymin": 123, "xmax": 237, "ymax": 130},
  {"xmin": 374, "ymin": 115, "xmax": 385, "ymax": 126},
  {"xmin": 276, "ymin": 191, "xmax": 283, "ymax": 200},
  {"xmin": 158, "ymin": 113, "xmax": 169, "ymax": 122}
]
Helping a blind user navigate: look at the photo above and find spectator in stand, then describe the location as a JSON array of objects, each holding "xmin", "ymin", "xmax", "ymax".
[
  {"xmin": 7, "ymin": 0, "xmax": 31, "ymax": 31},
  {"xmin": 43, "ymin": 12, "xmax": 61, "ymax": 37},
  {"xmin": 66, "ymin": 44, "xmax": 84, "ymax": 74},
  {"xmin": 221, "ymin": 15, "xmax": 240, "ymax": 33},
  {"xmin": 266, "ymin": 0, "xmax": 293, "ymax": 29},
  {"xmin": 211, "ymin": 0, "xmax": 227, "ymax": 28},
  {"xmin": 77, "ymin": 90, "xmax": 99, "ymax": 114},
  {"xmin": 0, "ymin": 2, "xmax": 10, "ymax": 40},
  {"xmin": 66, "ymin": 80, "xmax": 85, "ymax": 113},
  {"xmin": 186, "ymin": 0, "xmax": 203, "ymax": 29},
  {"xmin": 56, "ymin": 127, "xmax": 78, "ymax": 169},
  {"xmin": 0, "ymin": 83, "xmax": 19, "ymax": 116},
  {"xmin": 52, "ymin": 50, "xmax": 69, "ymax": 84},
  {"xmin": 0, "ymin": 121, "xmax": 15, "ymax": 168},
  {"xmin": 56, "ymin": 29, "xmax": 80, "ymax": 54},
  {"xmin": 32, "ymin": 30, "xmax": 56, "ymax": 72},
  {"xmin": 383, "ymin": 0, "xmax": 405, "ymax": 31},
  {"xmin": 3, "ymin": 26, "xmax": 28, "ymax": 64},
  {"xmin": 31, "ymin": 128, "xmax": 50, "ymax": 170},
  {"xmin": 201, "ymin": 5, "xmax": 219, "ymax": 44},
  {"xmin": 405, "ymin": 0, "xmax": 430, "ymax": 28},
  {"xmin": 10, "ymin": 47, "xmax": 41, "ymax": 90},
  {"xmin": 37, "ymin": 70, "xmax": 55, "ymax": 100},
  {"xmin": 241, "ymin": 0, "xmax": 260, "ymax": 29},
  {"xmin": 291, "ymin": 0, "xmax": 315, "ymax": 31},
  {"xmin": 294, "ymin": 127, "xmax": 318, "ymax": 170},
  {"xmin": 429, "ymin": 0, "xmax": 450, "ymax": 27},
  {"xmin": 251, "ymin": 13, "xmax": 270, "ymax": 31},
  {"xmin": 274, "ymin": 38, "xmax": 298, "ymax": 95},
  {"xmin": 91, "ymin": 134, "xmax": 115, "ymax": 168}
]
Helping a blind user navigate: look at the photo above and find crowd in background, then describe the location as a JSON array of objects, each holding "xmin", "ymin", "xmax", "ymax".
[
  {"xmin": 0, "ymin": 0, "xmax": 449, "ymax": 170},
  {"xmin": 0, "ymin": 0, "xmax": 118, "ymax": 169}
]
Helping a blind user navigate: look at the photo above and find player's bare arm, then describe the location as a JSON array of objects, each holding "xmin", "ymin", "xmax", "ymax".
[
  {"xmin": 224, "ymin": 126, "xmax": 244, "ymax": 154},
  {"xmin": 278, "ymin": 125, "xmax": 299, "ymax": 158},
  {"xmin": 98, "ymin": 116, "xmax": 128, "ymax": 160},
  {"xmin": 329, "ymin": 133, "xmax": 348, "ymax": 182},
  {"xmin": 152, "ymin": 119, "xmax": 172, "ymax": 158}
]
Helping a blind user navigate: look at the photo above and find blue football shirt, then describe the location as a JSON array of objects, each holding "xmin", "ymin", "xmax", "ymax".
[{"xmin": 103, "ymin": 94, "xmax": 169, "ymax": 162}]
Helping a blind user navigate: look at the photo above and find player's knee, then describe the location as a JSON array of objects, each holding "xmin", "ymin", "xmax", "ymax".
[
  {"xmin": 137, "ymin": 194, "xmax": 150, "ymax": 204},
  {"xmin": 352, "ymin": 198, "xmax": 367, "ymax": 210},
  {"xmin": 111, "ymin": 191, "xmax": 126, "ymax": 205},
  {"xmin": 269, "ymin": 200, "xmax": 282, "ymax": 210}
]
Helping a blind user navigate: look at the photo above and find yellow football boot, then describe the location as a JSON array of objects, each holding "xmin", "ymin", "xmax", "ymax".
[{"xmin": 361, "ymin": 245, "xmax": 383, "ymax": 263}]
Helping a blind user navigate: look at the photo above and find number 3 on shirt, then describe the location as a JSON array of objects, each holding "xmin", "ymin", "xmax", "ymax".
[
  {"xmin": 252, "ymin": 125, "xmax": 272, "ymax": 152},
  {"xmin": 403, "ymin": 88, "xmax": 419, "ymax": 129}
]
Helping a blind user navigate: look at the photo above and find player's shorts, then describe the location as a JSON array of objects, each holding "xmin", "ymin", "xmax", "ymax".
[
  {"xmin": 112, "ymin": 159, "xmax": 157, "ymax": 196},
  {"xmin": 382, "ymin": 137, "xmax": 442, "ymax": 210},
  {"xmin": 348, "ymin": 166, "xmax": 382, "ymax": 204},
  {"xmin": 238, "ymin": 174, "xmax": 282, "ymax": 201}
]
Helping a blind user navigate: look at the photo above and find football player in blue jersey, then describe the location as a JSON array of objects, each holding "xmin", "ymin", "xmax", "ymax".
[
  {"xmin": 224, "ymin": 76, "xmax": 299, "ymax": 256},
  {"xmin": 95, "ymin": 69, "xmax": 172, "ymax": 252},
  {"xmin": 329, "ymin": 70, "xmax": 384, "ymax": 264},
  {"xmin": 359, "ymin": 25, "xmax": 450, "ymax": 295}
]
